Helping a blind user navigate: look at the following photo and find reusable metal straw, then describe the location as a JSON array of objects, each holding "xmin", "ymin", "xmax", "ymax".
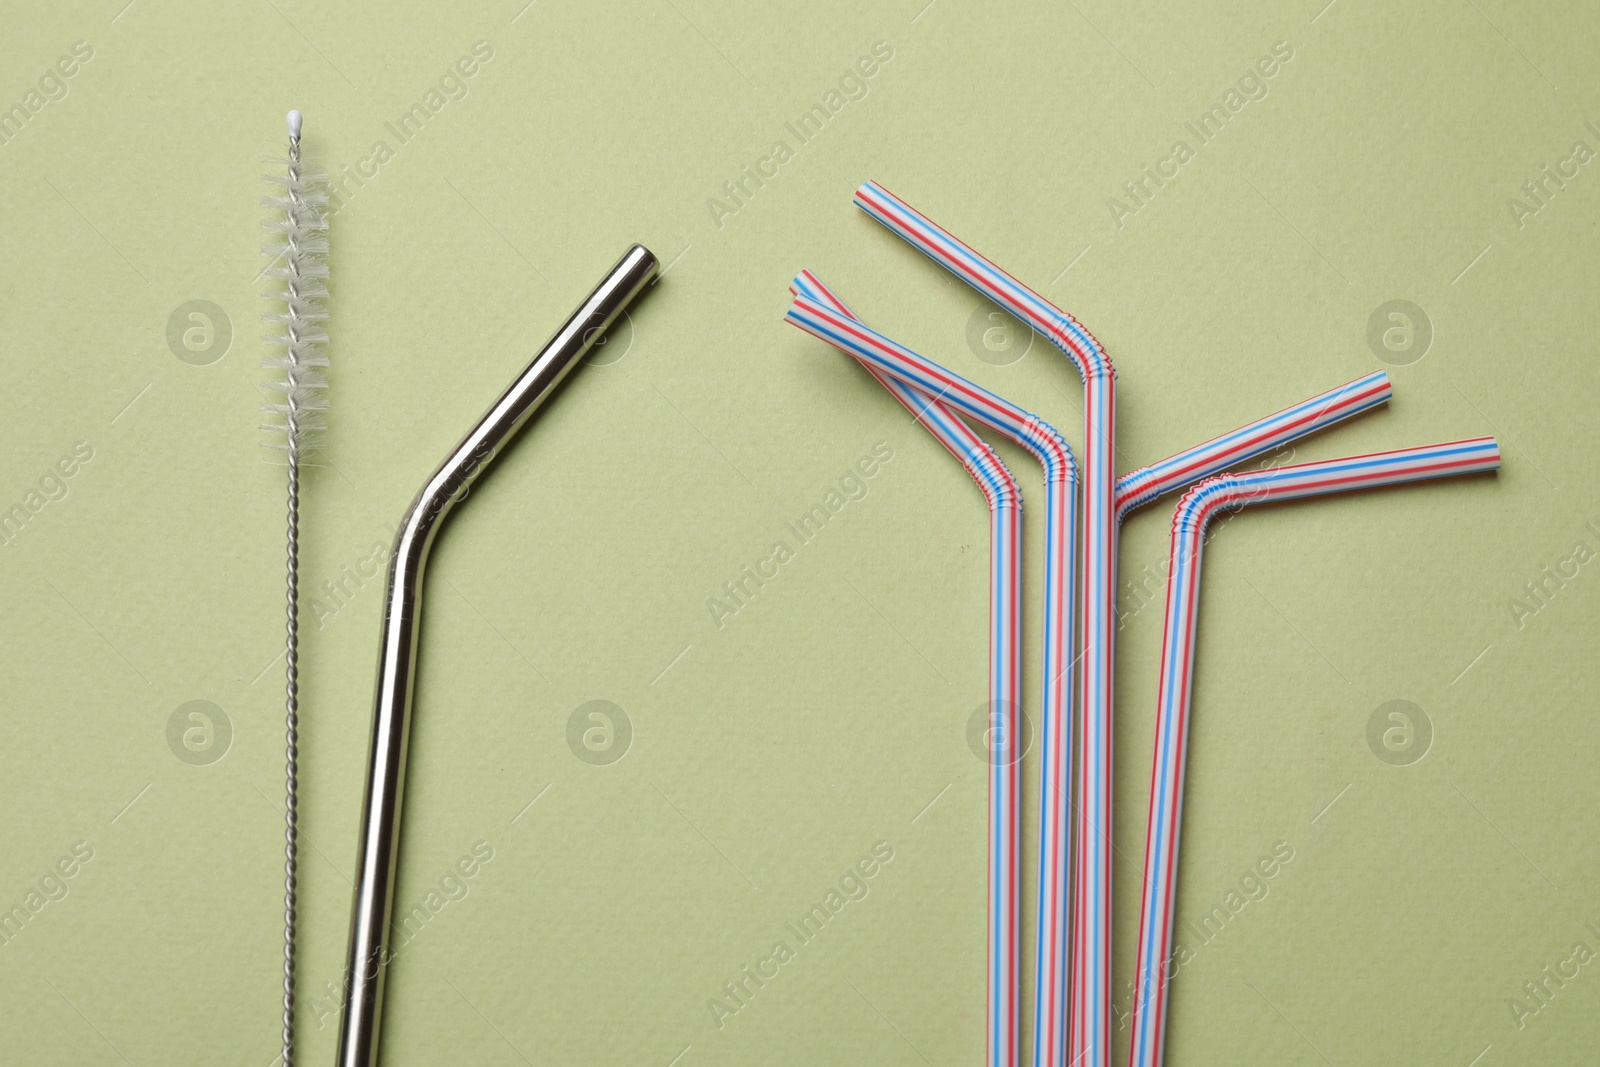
[
  {"xmin": 786, "ymin": 286, "xmax": 1073, "ymax": 1067},
  {"xmin": 337, "ymin": 246, "xmax": 657, "ymax": 1067},
  {"xmin": 1126, "ymin": 438, "xmax": 1500, "ymax": 1067},
  {"xmin": 852, "ymin": 180, "xmax": 1116, "ymax": 1067}
]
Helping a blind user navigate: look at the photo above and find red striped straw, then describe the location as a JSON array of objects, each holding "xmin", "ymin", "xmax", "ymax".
[
  {"xmin": 854, "ymin": 180, "xmax": 1114, "ymax": 1067},
  {"xmin": 1127, "ymin": 438, "xmax": 1500, "ymax": 1067},
  {"xmin": 1114, "ymin": 372, "xmax": 1393, "ymax": 519},
  {"xmin": 792, "ymin": 272, "xmax": 1025, "ymax": 1064},
  {"xmin": 786, "ymin": 284, "xmax": 1074, "ymax": 1067}
]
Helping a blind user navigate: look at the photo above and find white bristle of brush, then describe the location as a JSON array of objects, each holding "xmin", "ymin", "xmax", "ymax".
[{"xmin": 260, "ymin": 109, "xmax": 330, "ymax": 461}]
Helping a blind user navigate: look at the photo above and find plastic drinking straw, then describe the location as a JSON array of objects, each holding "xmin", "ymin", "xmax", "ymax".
[
  {"xmin": 853, "ymin": 180, "xmax": 1114, "ymax": 1067},
  {"xmin": 1113, "ymin": 371, "xmax": 1393, "ymax": 519},
  {"xmin": 793, "ymin": 271, "xmax": 1026, "ymax": 1064},
  {"xmin": 1127, "ymin": 437, "xmax": 1500, "ymax": 1067},
  {"xmin": 786, "ymin": 284, "xmax": 1075, "ymax": 1067}
]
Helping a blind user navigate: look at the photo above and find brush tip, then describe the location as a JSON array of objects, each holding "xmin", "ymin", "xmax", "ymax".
[{"xmin": 286, "ymin": 110, "xmax": 302, "ymax": 139}]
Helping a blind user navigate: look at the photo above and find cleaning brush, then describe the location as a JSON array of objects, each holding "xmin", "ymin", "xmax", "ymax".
[{"xmin": 260, "ymin": 108, "xmax": 328, "ymax": 1067}]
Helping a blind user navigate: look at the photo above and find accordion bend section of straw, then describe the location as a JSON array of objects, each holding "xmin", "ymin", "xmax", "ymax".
[
  {"xmin": 1127, "ymin": 437, "xmax": 1500, "ymax": 1067},
  {"xmin": 336, "ymin": 247, "xmax": 658, "ymax": 1067},
  {"xmin": 785, "ymin": 285, "xmax": 1074, "ymax": 1067},
  {"xmin": 791, "ymin": 273, "xmax": 1021, "ymax": 513},
  {"xmin": 851, "ymin": 180, "xmax": 1116, "ymax": 1067},
  {"xmin": 260, "ymin": 107, "xmax": 328, "ymax": 1067}
]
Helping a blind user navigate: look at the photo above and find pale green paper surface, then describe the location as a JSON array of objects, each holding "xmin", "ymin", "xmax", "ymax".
[{"xmin": 1, "ymin": 1, "xmax": 1596, "ymax": 1063}]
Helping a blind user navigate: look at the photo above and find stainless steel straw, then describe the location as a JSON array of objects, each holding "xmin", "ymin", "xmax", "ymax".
[{"xmin": 337, "ymin": 245, "xmax": 657, "ymax": 1066}]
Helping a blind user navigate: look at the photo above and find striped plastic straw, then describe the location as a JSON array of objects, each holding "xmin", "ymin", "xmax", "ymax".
[
  {"xmin": 792, "ymin": 271, "xmax": 1025, "ymax": 1065},
  {"xmin": 854, "ymin": 180, "xmax": 1114, "ymax": 1067},
  {"xmin": 1128, "ymin": 437, "xmax": 1500, "ymax": 1067},
  {"xmin": 1114, "ymin": 372, "xmax": 1393, "ymax": 518},
  {"xmin": 786, "ymin": 285, "xmax": 1074, "ymax": 1067}
]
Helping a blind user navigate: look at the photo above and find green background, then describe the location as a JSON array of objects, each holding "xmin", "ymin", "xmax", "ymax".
[{"xmin": 1, "ymin": 1, "xmax": 1594, "ymax": 1064}]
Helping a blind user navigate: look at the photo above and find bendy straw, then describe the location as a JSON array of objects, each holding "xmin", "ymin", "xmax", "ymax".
[
  {"xmin": 1103, "ymin": 374, "xmax": 1395, "ymax": 1058},
  {"xmin": 1126, "ymin": 437, "xmax": 1500, "ymax": 1067},
  {"xmin": 786, "ymin": 286, "xmax": 1073, "ymax": 1067},
  {"xmin": 337, "ymin": 246, "xmax": 657, "ymax": 1067},
  {"xmin": 792, "ymin": 272, "xmax": 1025, "ymax": 1066},
  {"xmin": 852, "ymin": 179, "xmax": 1114, "ymax": 1067},
  {"xmin": 1103, "ymin": 374, "xmax": 1394, "ymax": 1062},
  {"xmin": 260, "ymin": 108, "xmax": 327, "ymax": 1067}
]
